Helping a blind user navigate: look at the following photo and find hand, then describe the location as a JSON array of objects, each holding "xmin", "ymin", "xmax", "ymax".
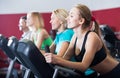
[{"xmin": 44, "ymin": 53, "xmax": 58, "ymax": 64}]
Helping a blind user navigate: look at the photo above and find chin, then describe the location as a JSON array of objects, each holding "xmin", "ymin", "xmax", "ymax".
[
  {"xmin": 52, "ymin": 28, "xmax": 55, "ymax": 30},
  {"xmin": 68, "ymin": 26, "xmax": 74, "ymax": 29},
  {"xmin": 67, "ymin": 25, "xmax": 71, "ymax": 28}
]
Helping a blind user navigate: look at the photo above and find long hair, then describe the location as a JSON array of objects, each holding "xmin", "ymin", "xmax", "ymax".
[
  {"xmin": 29, "ymin": 12, "xmax": 44, "ymax": 29},
  {"xmin": 74, "ymin": 4, "xmax": 110, "ymax": 54}
]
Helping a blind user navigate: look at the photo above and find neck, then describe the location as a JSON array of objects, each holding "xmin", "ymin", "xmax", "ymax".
[
  {"xmin": 57, "ymin": 24, "xmax": 65, "ymax": 33},
  {"xmin": 23, "ymin": 28, "xmax": 29, "ymax": 33},
  {"xmin": 74, "ymin": 26, "xmax": 89, "ymax": 38},
  {"xmin": 32, "ymin": 26, "xmax": 38, "ymax": 32}
]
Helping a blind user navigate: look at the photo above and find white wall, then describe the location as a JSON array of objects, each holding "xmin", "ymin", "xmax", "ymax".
[{"xmin": 0, "ymin": 0, "xmax": 120, "ymax": 14}]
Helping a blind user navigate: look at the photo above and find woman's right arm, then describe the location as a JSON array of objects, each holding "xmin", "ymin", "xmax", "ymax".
[
  {"xmin": 50, "ymin": 42, "xmax": 56, "ymax": 53},
  {"xmin": 63, "ymin": 34, "xmax": 76, "ymax": 60}
]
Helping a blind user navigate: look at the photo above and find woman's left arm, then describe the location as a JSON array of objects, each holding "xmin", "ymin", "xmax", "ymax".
[
  {"xmin": 36, "ymin": 29, "xmax": 45, "ymax": 49},
  {"xmin": 81, "ymin": 32, "xmax": 100, "ymax": 69}
]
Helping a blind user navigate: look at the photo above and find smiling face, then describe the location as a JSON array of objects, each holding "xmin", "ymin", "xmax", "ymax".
[
  {"xmin": 66, "ymin": 7, "xmax": 81, "ymax": 29},
  {"xmin": 50, "ymin": 9, "xmax": 68, "ymax": 31},
  {"xmin": 67, "ymin": 4, "xmax": 92, "ymax": 31}
]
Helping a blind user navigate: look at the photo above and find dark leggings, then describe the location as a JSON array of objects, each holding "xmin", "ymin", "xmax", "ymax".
[{"xmin": 98, "ymin": 63, "xmax": 120, "ymax": 78}]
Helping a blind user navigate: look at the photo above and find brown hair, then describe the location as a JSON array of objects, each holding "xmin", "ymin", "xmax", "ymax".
[
  {"xmin": 74, "ymin": 4, "xmax": 101, "ymax": 36},
  {"xmin": 75, "ymin": 4, "xmax": 110, "ymax": 54},
  {"xmin": 74, "ymin": 4, "xmax": 91, "ymax": 27}
]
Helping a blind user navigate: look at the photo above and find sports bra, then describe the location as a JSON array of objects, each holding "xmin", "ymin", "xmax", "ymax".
[{"xmin": 74, "ymin": 31, "xmax": 107, "ymax": 67}]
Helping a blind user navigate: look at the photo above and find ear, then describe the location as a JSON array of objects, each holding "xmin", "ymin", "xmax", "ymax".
[
  {"xmin": 79, "ymin": 18, "xmax": 85, "ymax": 24},
  {"xmin": 60, "ymin": 21, "xmax": 63, "ymax": 24},
  {"xmin": 59, "ymin": 20, "xmax": 63, "ymax": 25}
]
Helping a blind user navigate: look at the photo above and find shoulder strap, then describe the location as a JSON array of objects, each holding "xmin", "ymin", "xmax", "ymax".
[
  {"xmin": 74, "ymin": 37, "xmax": 77, "ymax": 51},
  {"xmin": 81, "ymin": 31, "xmax": 91, "ymax": 53}
]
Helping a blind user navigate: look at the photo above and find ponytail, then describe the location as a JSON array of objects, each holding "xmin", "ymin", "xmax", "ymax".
[
  {"xmin": 91, "ymin": 16, "xmax": 101, "ymax": 37},
  {"xmin": 91, "ymin": 16, "xmax": 111, "ymax": 54}
]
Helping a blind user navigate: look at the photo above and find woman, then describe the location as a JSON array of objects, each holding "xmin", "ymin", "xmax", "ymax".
[
  {"xmin": 27, "ymin": 12, "xmax": 53, "ymax": 53},
  {"xmin": 49, "ymin": 9, "xmax": 74, "ymax": 57},
  {"xmin": 44, "ymin": 4, "xmax": 120, "ymax": 78}
]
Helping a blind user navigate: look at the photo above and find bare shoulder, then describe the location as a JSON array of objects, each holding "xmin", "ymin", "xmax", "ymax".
[
  {"xmin": 87, "ymin": 32, "xmax": 101, "ymax": 45},
  {"xmin": 86, "ymin": 32, "xmax": 101, "ymax": 50},
  {"xmin": 88, "ymin": 32, "xmax": 100, "ymax": 40},
  {"xmin": 39, "ymin": 28, "xmax": 48, "ymax": 35},
  {"xmin": 40, "ymin": 28, "xmax": 50, "ymax": 39},
  {"xmin": 69, "ymin": 34, "xmax": 76, "ymax": 46}
]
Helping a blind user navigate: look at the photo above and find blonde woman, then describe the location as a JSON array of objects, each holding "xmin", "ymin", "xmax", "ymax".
[
  {"xmin": 49, "ymin": 9, "xmax": 74, "ymax": 57},
  {"xmin": 27, "ymin": 12, "xmax": 53, "ymax": 53}
]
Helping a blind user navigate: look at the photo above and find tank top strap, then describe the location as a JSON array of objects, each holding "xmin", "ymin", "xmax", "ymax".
[
  {"xmin": 81, "ymin": 31, "xmax": 91, "ymax": 54},
  {"xmin": 74, "ymin": 31, "xmax": 91, "ymax": 55},
  {"xmin": 74, "ymin": 37, "xmax": 77, "ymax": 51}
]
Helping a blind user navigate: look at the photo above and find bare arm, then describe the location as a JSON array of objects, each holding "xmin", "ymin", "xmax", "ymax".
[
  {"xmin": 50, "ymin": 38, "xmax": 70, "ymax": 57},
  {"xmin": 63, "ymin": 34, "xmax": 76, "ymax": 60},
  {"xmin": 36, "ymin": 29, "xmax": 49, "ymax": 54},
  {"xmin": 45, "ymin": 32, "xmax": 100, "ymax": 72},
  {"xmin": 57, "ymin": 41, "xmax": 70, "ymax": 57},
  {"xmin": 36, "ymin": 29, "xmax": 45, "ymax": 49},
  {"xmin": 50, "ymin": 42, "xmax": 56, "ymax": 53},
  {"xmin": 81, "ymin": 32, "xmax": 100, "ymax": 69}
]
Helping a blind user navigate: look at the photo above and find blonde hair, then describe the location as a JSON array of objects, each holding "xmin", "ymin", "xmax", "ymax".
[
  {"xmin": 53, "ymin": 9, "xmax": 68, "ymax": 29},
  {"xmin": 28, "ymin": 12, "xmax": 44, "ymax": 29}
]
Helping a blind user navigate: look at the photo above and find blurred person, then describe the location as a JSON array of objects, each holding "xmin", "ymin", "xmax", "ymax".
[
  {"xmin": 18, "ymin": 15, "xmax": 33, "ymax": 77},
  {"xmin": 27, "ymin": 12, "xmax": 53, "ymax": 53},
  {"xmin": 18, "ymin": 16, "xmax": 32, "ymax": 40}
]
